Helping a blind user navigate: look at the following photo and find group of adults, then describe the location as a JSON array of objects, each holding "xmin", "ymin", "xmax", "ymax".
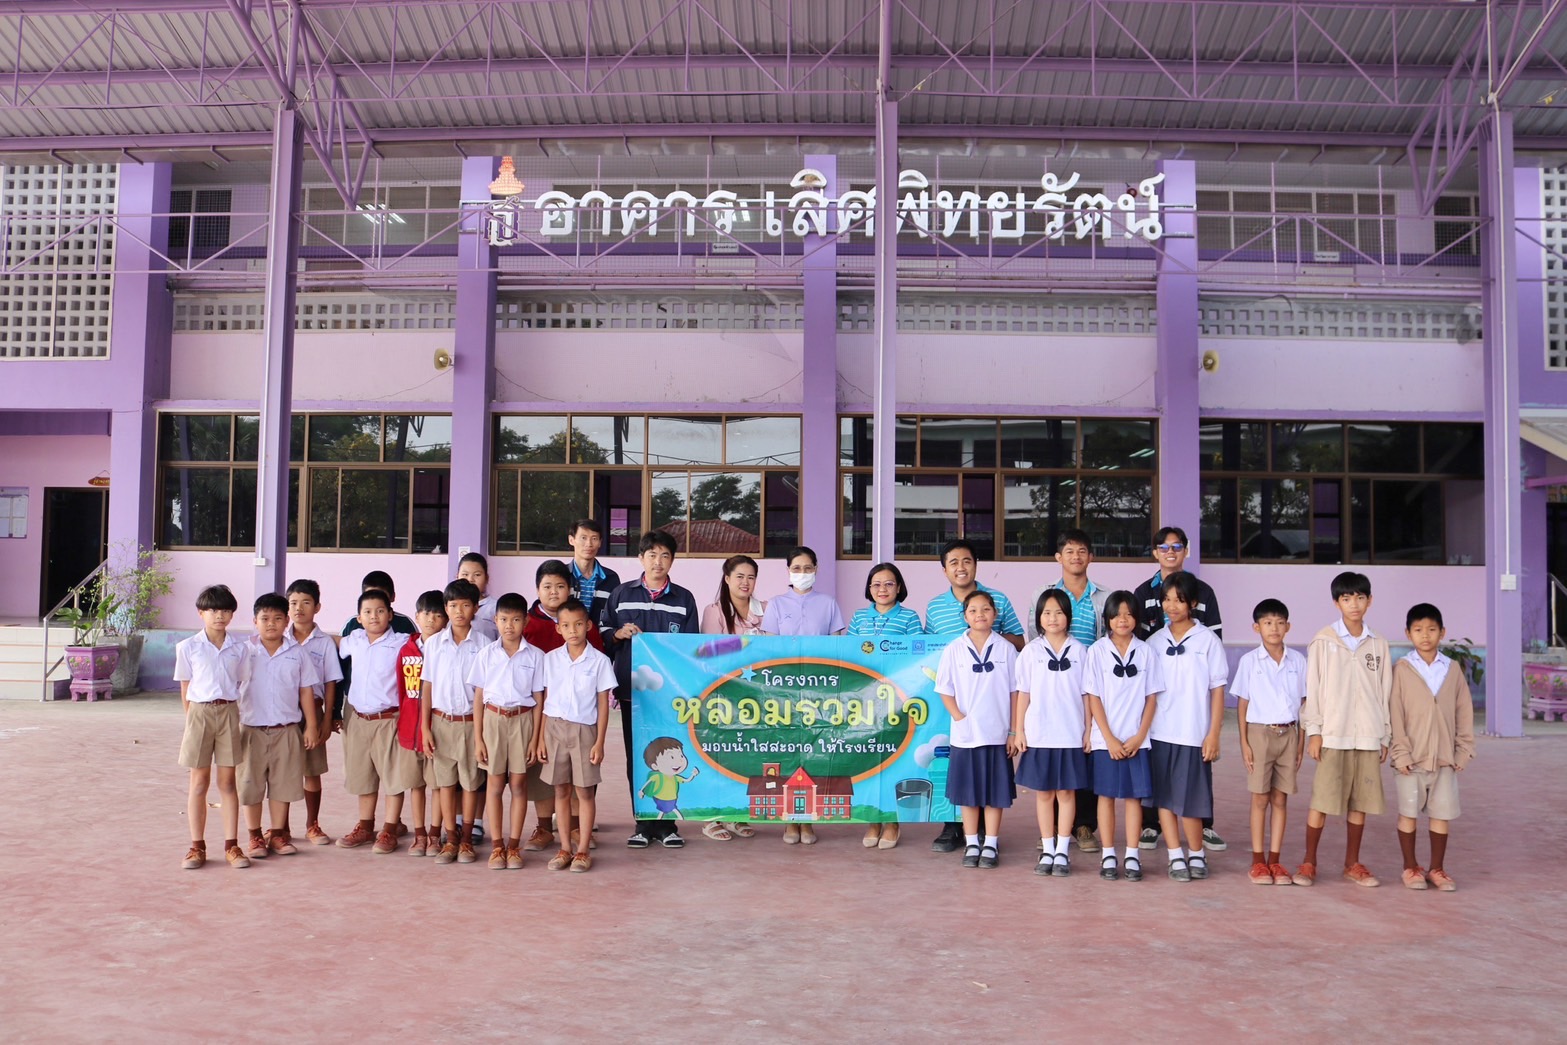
[{"xmin": 682, "ymin": 524, "xmax": 1228, "ymax": 855}]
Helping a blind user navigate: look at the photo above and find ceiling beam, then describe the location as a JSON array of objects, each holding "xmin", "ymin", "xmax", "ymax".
[
  {"xmin": 7, "ymin": 52, "xmax": 1567, "ymax": 93},
  {"xmin": 3, "ymin": 124, "xmax": 1565, "ymax": 156}
]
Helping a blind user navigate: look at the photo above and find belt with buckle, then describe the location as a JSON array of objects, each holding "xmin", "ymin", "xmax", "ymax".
[
  {"xmin": 203, "ymin": 699, "xmax": 236, "ymax": 706},
  {"xmin": 249, "ymin": 723, "xmax": 295, "ymax": 731},
  {"xmin": 1261, "ymin": 721, "xmax": 1298, "ymax": 735},
  {"xmin": 357, "ymin": 708, "xmax": 399, "ymax": 721},
  {"xmin": 483, "ymin": 703, "xmax": 529, "ymax": 718},
  {"xmin": 433, "ymin": 710, "xmax": 474, "ymax": 722}
]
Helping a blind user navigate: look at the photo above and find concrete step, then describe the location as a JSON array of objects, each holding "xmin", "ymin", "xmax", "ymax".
[{"xmin": 0, "ymin": 625, "xmax": 83, "ymax": 699}]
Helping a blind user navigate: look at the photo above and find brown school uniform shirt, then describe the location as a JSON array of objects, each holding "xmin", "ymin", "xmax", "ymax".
[{"xmin": 1388, "ymin": 659, "xmax": 1476, "ymax": 773}]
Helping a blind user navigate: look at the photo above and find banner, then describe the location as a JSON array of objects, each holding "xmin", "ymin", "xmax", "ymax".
[{"xmin": 630, "ymin": 634, "xmax": 961, "ymax": 825}]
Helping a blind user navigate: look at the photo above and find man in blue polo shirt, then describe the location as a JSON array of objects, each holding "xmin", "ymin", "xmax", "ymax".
[
  {"xmin": 1026, "ymin": 528, "xmax": 1109, "ymax": 854},
  {"xmin": 923, "ymin": 538, "xmax": 1025, "ymax": 854}
]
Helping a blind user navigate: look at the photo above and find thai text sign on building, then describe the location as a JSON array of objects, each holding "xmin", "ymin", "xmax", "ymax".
[
  {"xmin": 476, "ymin": 169, "xmax": 1167, "ymax": 246},
  {"xmin": 630, "ymin": 634, "xmax": 964, "ymax": 825}
]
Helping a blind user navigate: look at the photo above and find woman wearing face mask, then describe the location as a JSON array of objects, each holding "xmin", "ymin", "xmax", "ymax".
[
  {"xmin": 761, "ymin": 546, "xmax": 847, "ymax": 845},
  {"xmin": 696, "ymin": 555, "xmax": 765, "ymax": 842}
]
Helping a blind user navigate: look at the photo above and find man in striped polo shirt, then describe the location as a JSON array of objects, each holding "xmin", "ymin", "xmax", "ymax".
[
  {"xmin": 601, "ymin": 529, "xmax": 699, "ymax": 849},
  {"xmin": 923, "ymin": 539, "xmax": 1025, "ymax": 854}
]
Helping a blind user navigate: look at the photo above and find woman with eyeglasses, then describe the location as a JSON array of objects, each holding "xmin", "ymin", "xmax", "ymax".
[
  {"xmin": 933, "ymin": 590, "xmax": 1020, "ymax": 870},
  {"xmin": 1013, "ymin": 588, "xmax": 1091, "ymax": 877},
  {"xmin": 847, "ymin": 563, "xmax": 923, "ymax": 849}
]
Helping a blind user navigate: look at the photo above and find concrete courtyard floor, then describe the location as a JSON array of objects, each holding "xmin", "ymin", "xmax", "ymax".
[{"xmin": 3, "ymin": 695, "xmax": 1566, "ymax": 1043}]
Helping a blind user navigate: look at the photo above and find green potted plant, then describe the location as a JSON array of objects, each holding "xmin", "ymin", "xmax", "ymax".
[
  {"xmin": 1440, "ymin": 636, "xmax": 1484, "ymax": 695},
  {"xmin": 55, "ymin": 580, "xmax": 122, "ymax": 698},
  {"xmin": 56, "ymin": 543, "xmax": 176, "ymax": 695},
  {"xmin": 101, "ymin": 543, "xmax": 176, "ymax": 693}
]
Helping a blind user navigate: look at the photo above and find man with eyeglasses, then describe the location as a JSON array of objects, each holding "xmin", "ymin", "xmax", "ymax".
[{"xmin": 1133, "ymin": 525, "xmax": 1227, "ymax": 852}]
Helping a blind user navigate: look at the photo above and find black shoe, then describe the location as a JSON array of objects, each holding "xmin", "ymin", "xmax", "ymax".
[
  {"xmin": 661, "ymin": 832, "xmax": 685, "ymax": 848},
  {"xmin": 978, "ymin": 845, "xmax": 999, "ymax": 869},
  {"xmin": 1052, "ymin": 854, "xmax": 1071, "ymax": 878},
  {"xmin": 1189, "ymin": 855, "xmax": 1208, "ymax": 879},
  {"xmin": 931, "ymin": 825, "xmax": 962, "ymax": 854},
  {"xmin": 626, "ymin": 832, "xmax": 650, "ymax": 849},
  {"xmin": 1124, "ymin": 858, "xmax": 1143, "ymax": 882},
  {"xmin": 1100, "ymin": 857, "xmax": 1119, "ymax": 881},
  {"xmin": 470, "ymin": 820, "xmax": 485, "ymax": 844},
  {"xmin": 962, "ymin": 844, "xmax": 981, "ymax": 868},
  {"xmin": 1034, "ymin": 853, "xmax": 1055, "ymax": 877},
  {"xmin": 1168, "ymin": 857, "xmax": 1192, "ymax": 882}
]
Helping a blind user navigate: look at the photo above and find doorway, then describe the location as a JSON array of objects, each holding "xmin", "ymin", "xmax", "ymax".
[{"xmin": 39, "ymin": 488, "xmax": 108, "ymax": 616}]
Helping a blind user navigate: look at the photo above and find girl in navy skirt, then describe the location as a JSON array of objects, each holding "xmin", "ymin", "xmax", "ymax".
[
  {"xmin": 1084, "ymin": 591, "xmax": 1164, "ymax": 882},
  {"xmin": 1146, "ymin": 571, "xmax": 1229, "ymax": 882},
  {"xmin": 1013, "ymin": 589, "xmax": 1091, "ymax": 877},
  {"xmin": 934, "ymin": 590, "xmax": 1019, "ymax": 869}
]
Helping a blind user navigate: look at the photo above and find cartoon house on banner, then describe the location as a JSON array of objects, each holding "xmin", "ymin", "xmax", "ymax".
[{"xmin": 746, "ymin": 763, "xmax": 853, "ymax": 822}]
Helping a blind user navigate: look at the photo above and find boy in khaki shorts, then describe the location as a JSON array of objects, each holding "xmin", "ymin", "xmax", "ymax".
[
  {"xmin": 1295, "ymin": 572, "xmax": 1391, "ymax": 888},
  {"xmin": 472, "ymin": 592, "xmax": 545, "ymax": 869},
  {"xmin": 336, "ymin": 589, "xmax": 420, "ymax": 855},
  {"xmin": 1391, "ymin": 603, "xmax": 1475, "ymax": 892},
  {"xmin": 1231, "ymin": 598, "xmax": 1307, "ymax": 886},
  {"xmin": 399, "ymin": 591, "xmax": 447, "ymax": 856},
  {"xmin": 283, "ymin": 579, "xmax": 342, "ymax": 845},
  {"xmin": 537, "ymin": 599, "xmax": 617, "ymax": 872},
  {"xmin": 238, "ymin": 593, "xmax": 321, "ymax": 860},
  {"xmin": 419, "ymin": 579, "xmax": 493, "ymax": 865},
  {"xmin": 174, "ymin": 584, "xmax": 250, "ymax": 870}
]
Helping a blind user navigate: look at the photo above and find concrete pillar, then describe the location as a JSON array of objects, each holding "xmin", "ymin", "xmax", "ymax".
[
  {"xmin": 446, "ymin": 156, "xmax": 500, "ymax": 577},
  {"xmin": 800, "ymin": 154, "xmax": 838, "ymax": 593},
  {"xmin": 1155, "ymin": 159, "xmax": 1201, "ymax": 565},
  {"xmin": 871, "ymin": 98, "xmax": 898, "ymax": 564},
  {"xmin": 106, "ymin": 162, "xmax": 173, "ymax": 558},
  {"xmin": 252, "ymin": 104, "xmax": 304, "ymax": 599},
  {"xmin": 1478, "ymin": 112, "xmax": 1524, "ymax": 737}
]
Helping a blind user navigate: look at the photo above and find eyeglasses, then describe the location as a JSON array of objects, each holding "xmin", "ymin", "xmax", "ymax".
[
  {"xmin": 1156, "ymin": 542, "xmax": 1186, "ymax": 553},
  {"xmin": 869, "ymin": 581, "xmax": 899, "ymax": 589}
]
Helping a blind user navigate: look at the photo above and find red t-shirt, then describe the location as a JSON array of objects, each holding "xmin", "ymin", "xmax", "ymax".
[
  {"xmin": 523, "ymin": 602, "xmax": 604, "ymax": 654},
  {"xmin": 397, "ymin": 635, "xmax": 425, "ymax": 751}
]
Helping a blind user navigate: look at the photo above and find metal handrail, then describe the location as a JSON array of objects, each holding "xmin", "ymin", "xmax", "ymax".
[
  {"xmin": 39, "ymin": 559, "xmax": 107, "ymax": 702},
  {"xmin": 1551, "ymin": 573, "xmax": 1567, "ymax": 650}
]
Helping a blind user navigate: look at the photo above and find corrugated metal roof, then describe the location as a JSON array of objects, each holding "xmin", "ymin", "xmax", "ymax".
[{"xmin": 0, "ymin": 0, "xmax": 1563, "ymax": 154}]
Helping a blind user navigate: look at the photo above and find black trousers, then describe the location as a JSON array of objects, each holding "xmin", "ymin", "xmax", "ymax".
[{"xmin": 620, "ymin": 700, "xmax": 671, "ymax": 838}]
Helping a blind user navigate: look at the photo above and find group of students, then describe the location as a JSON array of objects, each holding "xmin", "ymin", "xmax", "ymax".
[{"xmin": 173, "ymin": 519, "xmax": 1477, "ymax": 891}]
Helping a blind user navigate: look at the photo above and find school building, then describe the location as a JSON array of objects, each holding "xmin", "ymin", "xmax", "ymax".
[{"xmin": 0, "ymin": 2, "xmax": 1563, "ymax": 731}]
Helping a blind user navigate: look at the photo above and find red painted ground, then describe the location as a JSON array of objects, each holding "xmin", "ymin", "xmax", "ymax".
[{"xmin": 2, "ymin": 695, "xmax": 1564, "ymax": 1042}]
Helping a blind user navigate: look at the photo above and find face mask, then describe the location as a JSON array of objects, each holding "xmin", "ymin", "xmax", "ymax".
[{"xmin": 789, "ymin": 571, "xmax": 816, "ymax": 592}]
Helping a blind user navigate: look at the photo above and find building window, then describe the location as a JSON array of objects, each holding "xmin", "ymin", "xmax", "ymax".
[
  {"xmin": 168, "ymin": 189, "xmax": 232, "ymax": 258},
  {"xmin": 1196, "ymin": 188, "xmax": 1396, "ymax": 262},
  {"xmin": 1199, "ymin": 421, "xmax": 1483, "ymax": 564},
  {"xmin": 157, "ymin": 413, "xmax": 449, "ymax": 552},
  {"xmin": 838, "ymin": 415, "xmax": 1157, "ymax": 560},
  {"xmin": 492, "ymin": 414, "xmax": 801, "ymax": 557}
]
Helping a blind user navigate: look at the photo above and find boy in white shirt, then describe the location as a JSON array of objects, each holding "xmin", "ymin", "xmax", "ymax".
[
  {"xmin": 237, "ymin": 594, "xmax": 321, "ymax": 861},
  {"xmin": 336, "ymin": 589, "xmax": 420, "ymax": 854},
  {"xmin": 471, "ymin": 591, "xmax": 545, "ymax": 870},
  {"xmin": 537, "ymin": 599, "xmax": 617, "ymax": 873},
  {"xmin": 1145, "ymin": 572, "xmax": 1228, "ymax": 882},
  {"xmin": 282, "ymin": 578, "xmax": 343, "ymax": 845},
  {"xmin": 419, "ymin": 579, "xmax": 493, "ymax": 865},
  {"xmin": 1232, "ymin": 598, "xmax": 1307, "ymax": 885},
  {"xmin": 174, "ymin": 584, "xmax": 250, "ymax": 870}
]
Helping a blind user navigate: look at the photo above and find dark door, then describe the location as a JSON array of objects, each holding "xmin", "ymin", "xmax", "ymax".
[
  {"xmin": 1548, "ymin": 503, "xmax": 1567, "ymax": 644},
  {"xmin": 40, "ymin": 488, "xmax": 108, "ymax": 617}
]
